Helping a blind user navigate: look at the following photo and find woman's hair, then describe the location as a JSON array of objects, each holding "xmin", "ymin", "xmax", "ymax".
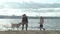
[
  {"xmin": 22, "ymin": 14, "xmax": 26, "ymax": 17},
  {"xmin": 40, "ymin": 16, "xmax": 43, "ymax": 19},
  {"xmin": 23, "ymin": 14, "xmax": 26, "ymax": 16}
]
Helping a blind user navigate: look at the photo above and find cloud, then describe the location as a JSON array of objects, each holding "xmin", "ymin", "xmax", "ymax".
[
  {"xmin": 0, "ymin": 2, "xmax": 60, "ymax": 9},
  {"xmin": 0, "ymin": 0, "xmax": 60, "ymax": 3},
  {"xmin": 0, "ymin": 2, "xmax": 60, "ymax": 13},
  {"xmin": 0, "ymin": 8, "xmax": 60, "ymax": 16},
  {"xmin": 0, "ymin": 0, "xmax": 60, "ymax": 16}
]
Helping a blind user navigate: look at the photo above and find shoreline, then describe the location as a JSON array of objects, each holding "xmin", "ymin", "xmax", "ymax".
[{"xmin": 0, "ymin": 30, "xmax": 60, "ymax": 34}]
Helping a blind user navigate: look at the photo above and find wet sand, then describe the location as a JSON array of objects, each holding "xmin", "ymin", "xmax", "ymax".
[{"xmin": 0, "ymin": 30, "xmax": 60, "ymax": 34}]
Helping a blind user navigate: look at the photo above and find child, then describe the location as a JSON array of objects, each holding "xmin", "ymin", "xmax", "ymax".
[{"xmin": 39, "ymin": 16, "xmax": 45, "ymax": 30}]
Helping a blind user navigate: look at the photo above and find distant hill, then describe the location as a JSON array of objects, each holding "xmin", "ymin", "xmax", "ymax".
[
  {"xmin": 28, "ymin": 17, "xmax": 60, "ymax": 19},
  {"xmin": 0, "ymin": 15, "xmax": 60, "ymax": 19},
  {"xmin": 0, "ymin": 15, "xmax": 21, "ymax": 19}
]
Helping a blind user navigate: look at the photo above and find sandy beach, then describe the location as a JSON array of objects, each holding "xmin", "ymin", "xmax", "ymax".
[{"xmin": 0, "ymin": 30, "xmax": 60, "ymax": 34}]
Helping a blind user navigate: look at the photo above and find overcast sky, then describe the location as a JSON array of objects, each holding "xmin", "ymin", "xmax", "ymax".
[
  {"xmin": 0, "ymin": 0, "xmax": 60, "ymax": 3},
  {"xmin": 0, "ymin": 0, "xmax": 60, "ymax": 17}
]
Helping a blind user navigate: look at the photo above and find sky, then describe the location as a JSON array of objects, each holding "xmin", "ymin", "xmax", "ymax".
[
  {"xmin": 0, "ymin": 0, "xmax": 60, "ymax": 17},
  {"xmin": 0, "ymin": 0, "xmax": 60, "ymax": 3}
]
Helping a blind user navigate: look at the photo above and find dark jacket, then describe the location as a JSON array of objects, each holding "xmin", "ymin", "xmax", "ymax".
[{"xmin": 22, "ymin": 16, "xmax": 28, "ymax": 23}]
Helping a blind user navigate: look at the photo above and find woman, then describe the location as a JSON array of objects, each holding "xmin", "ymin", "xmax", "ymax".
[{"xmin": 22, "ymin": 14, "xmax": 28, "ymax": 30}]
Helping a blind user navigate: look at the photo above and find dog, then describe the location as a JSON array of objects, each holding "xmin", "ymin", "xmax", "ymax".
[{"xmin": 11, "ymin": 22, "xmax": 22, "ymax": 30}]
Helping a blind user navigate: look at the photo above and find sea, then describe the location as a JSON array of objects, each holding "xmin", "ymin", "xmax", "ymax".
[{"xmin": 0, "ymin": 18, "xmax": 60, "ymax": 31}]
